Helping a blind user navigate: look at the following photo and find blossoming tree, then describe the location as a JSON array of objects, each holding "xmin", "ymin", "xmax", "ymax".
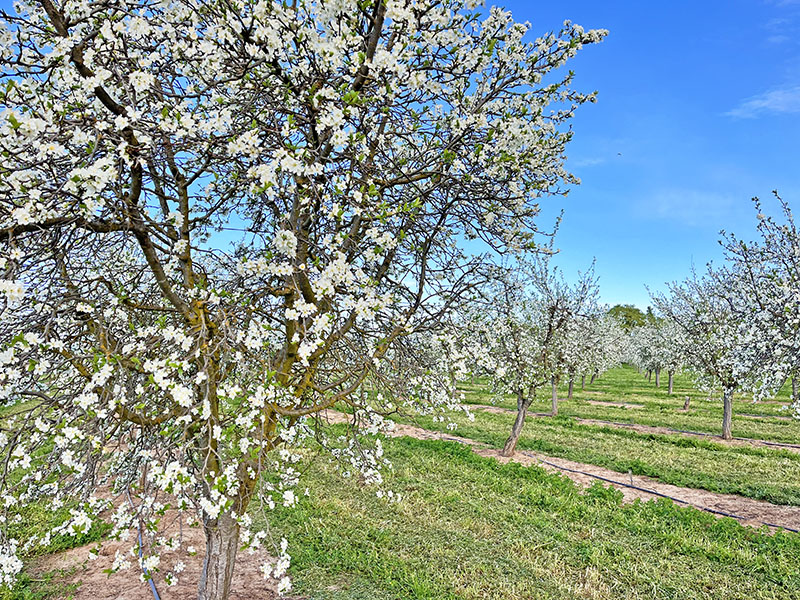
[
  {"xmin": 721, "ymin": 195, "xmax": 800, "ymax": 415},
  {"xmin": 0, "ymin": 0, "xmax": 605, "ymax": 597},
  {"xmin": 561, "ymin": 312, "xmax": 624, "ymax": 398},
  {"xmin": 651, "ymin": 268, "xmax": 749, "ymax": 439},
  {"xmin": 476, "ymin": 257, "xmax": 598, "ymax": 454},
  {"xmin": 629, "ymin": 320, "xmax": 684, "ymax": 393}
]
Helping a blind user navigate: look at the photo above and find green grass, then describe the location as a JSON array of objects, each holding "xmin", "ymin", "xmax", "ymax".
[
  {"xmin": 0, "ymin": 570, "xmax": 82, "ymax": 600},
  {"xmin": 399, "ymin": 366, "xmax": 800, "ymax": 505},
  {"xmin": 0, "ymin": 510, "xmax": 108, "ymax": 600},
  {"xmin": 6, "ymin": 366, "xmax": 800, "ymax": 599},
  {"xmin": 0, "ymin": 403, "xmax": 110, "ymax": 600},
  {"xmin": 405, "ymin": 409, "xmax": 800, "ymax": 505},
  {"xmin": 267, "ymin": 435, "xmax": 800, "ymax": 600}
]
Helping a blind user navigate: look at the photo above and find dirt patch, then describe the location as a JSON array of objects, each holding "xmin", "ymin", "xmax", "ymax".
[
  {"xmin": 325, "ymin": 410, "xmax": 800, "ymax": 533},
  {"xmin": 586, "ymin": 400, "xmax": 644, "ymax": 409},
  {"xmin": 32, "ymin": 505, "xmax": 285, "ymax": 600}
]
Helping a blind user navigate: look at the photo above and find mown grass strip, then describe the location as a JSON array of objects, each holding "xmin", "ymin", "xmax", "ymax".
[
  {"xmin": 267, "ymin": 435, "xmax": 800, "ymax": 600},
  {"xmin": 402, "ymin": 409, "xmax": 800, "ymax": 506}
]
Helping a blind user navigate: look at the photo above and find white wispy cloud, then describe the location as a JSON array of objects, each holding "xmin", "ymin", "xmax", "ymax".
[
  {"xmin": 636, "ymin": 189, "xmax": 749, "ymax": 227},
  {"xmin": 726, "ymin": 85, "xmax": 800, "ymax": 118}
]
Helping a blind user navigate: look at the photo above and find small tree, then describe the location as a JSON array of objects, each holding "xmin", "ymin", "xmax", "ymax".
[
  {"xmin": 657, "ymin": 322, "xmax": 685, "ymax": 395},
  {"xmin": 651, "ymin": 269, "xmax": 747, "ymax": 439},
  {"xmin": 630, "ymin": 321, "xmax": 684, "ymax": 392},
  {"xmin": 477, "ymin": 257, "xmax": 597, "ymax": 455},
  {"xmin": 561, "ymin": 312, "xmax": 623, "ymax": 398},
  {"xmin": 0, "ymin": 0, "xmax": 606, "ymax": 595}
]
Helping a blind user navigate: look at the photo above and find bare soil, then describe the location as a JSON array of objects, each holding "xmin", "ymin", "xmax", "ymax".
[{"xmin": 32, "ymin": 505, "xmax": 287, "ymax": 600}]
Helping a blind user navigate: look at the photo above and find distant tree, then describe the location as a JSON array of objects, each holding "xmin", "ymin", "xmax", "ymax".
[
  {"xmin": 629, "ymin": 321, "xmax": 684, "ymax": 391},
  {"xmin": 475, "ymin": 257, "xmax": 598, "ymax": 456},
  {"xmin": 607, "ymin": 304, "xmax": 646, "ymax": 332},
  {"xmin": 657, "ymin": 322, "xmax": 686, "ymax": 395},
  {"xmin": 561, "ymin": 313, "xmax": 624, "ymax": 397}
]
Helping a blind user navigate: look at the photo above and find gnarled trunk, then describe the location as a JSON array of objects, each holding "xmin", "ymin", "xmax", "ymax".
[
  {"xmin": 550, "ymin": 377, "xmax": 558, "ymax": 416},
  {"xmin": 654, "ymin": 367, "xmax": 661, "ymax": 388},
  {"xmin": 683, "ymin": 396, "xmax": 691, "ymax": 411},
  {"xmin": 502, "ymin": 392, "xmax": 530, "ymax": 457},
  {"xmin": 198, "ymin": 512, "xmax": 240, "ymax": 600},
  {"xmin": 668, "ymin": 371, "xmax": 674, "ymax": 395},
  {"xmin": 722, "ymin": 387, "xmax": 734, "ymax": 441},
  {"xmin": 567, "ymin": 378, "xmax": 574, "ymax": 400}
]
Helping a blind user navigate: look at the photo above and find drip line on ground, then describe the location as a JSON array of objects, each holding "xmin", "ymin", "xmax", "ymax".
[
  {"xmin": 519, "ymin": 451, "xmax": 799, "ymax": 534},
  {"xmin": 430, "ymin": 432, "xmax": 799, "ymax": 534}
]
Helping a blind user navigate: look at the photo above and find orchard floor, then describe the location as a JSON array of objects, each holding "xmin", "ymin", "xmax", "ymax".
[
  {"xmin": 11, "ymin": 366, "xmax": 800, "ymax": 599},
  {"xmin": 324, "ymin": 410, "xmax": 800, "ymax": 532},
  {"xmin": 30, "ymin": 525, "xmax": 281, "ymax": 600},
  {"xmin": 269, "ymin": 367, "xmax": 800, "ymax": 600}
]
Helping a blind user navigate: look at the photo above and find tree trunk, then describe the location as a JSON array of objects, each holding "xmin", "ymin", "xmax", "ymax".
[
  {"xmin": 668, "ymin": 371, "xmax": 674, "ymax": 395},
  {"xmin": 655, "ymin": 367, "xmax": 661, "ymax": 388},
  {"xmin": 198, "ymin": 513, "xmax": 240, "ymax": 600},
  {"xmin": 550, "ymin": 378, "xmax": 558, "ymax": 416},
  {"xmin": 567, "ymin": 378, "xmax": 574, "ymax": 400},
  {"xmin": 502, "ymin": 392, "xmax": 529, "ymax": 457},
  {"xmin": 683, "ymin": 396, "xmax": 690, "ymax": 410},
  {"xmin": 722, "ymin": 387, "xmax": 734, "ymax": 441},
  {"xmin": 590, "ymin": 371, "xmax": 597, "ymax": 384},
  {"xmin": 646, "ymin": 370, "xmax": 652, "ymax": 382},
  {"xmin": 793, "ymin": 376, "xmax": 799, "ymax": 403},
  {"xmin": 581, "ymin": 375, "xmax": 586, "ymax": 390}
]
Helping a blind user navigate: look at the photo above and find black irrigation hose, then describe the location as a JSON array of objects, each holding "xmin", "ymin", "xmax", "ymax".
[
  {"xmin": 125, "ymin": 488, "xmax": 162, "ymax": 600},
  {"xmin": 429, "ymin": 432, "xmax": 800, "ymax": 533},
  {"xmin": 521, "ymin": 452, "xmax": 800, "ymax": 534}
]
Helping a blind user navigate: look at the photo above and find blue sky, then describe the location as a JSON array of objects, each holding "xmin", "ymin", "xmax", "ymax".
[{"xmin": 501, "ymin": 0, "xmax": 800, "ymax": 308}]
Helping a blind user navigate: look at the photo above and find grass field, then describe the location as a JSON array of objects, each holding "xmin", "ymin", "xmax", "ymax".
[
  {"xmin": 7, "ymin": 365, "xmax": 800, "ymax": 599},
  {"xmin": 269, "ymin": 436, "xmax": 800, "ymax": 600},
  {"xmin": 399, "ymin": 366, "xmax": 800, "ymax": 505}
]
